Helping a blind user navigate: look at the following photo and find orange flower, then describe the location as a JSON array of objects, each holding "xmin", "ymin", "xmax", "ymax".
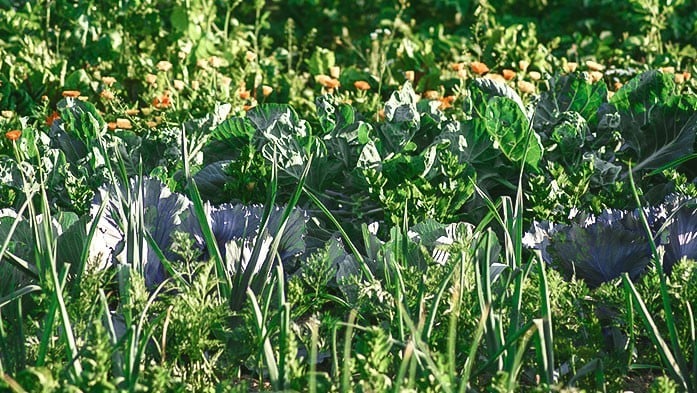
[
  {"xmin": 239, "ymin": 90, "xmax": 251, "ymax": 100},
  {"xmin": 100, "ymin": 90, "xmax": 115, "ymax": 100},
  {"xmin": 518, "ymin": 60, "xmax": 530, "ymax": 72},
  {"xmin": 243, "ymin": 104, "xmax": 256, "ymax": 111},
  {"xmin": 517, "ymin": 80, "xmax": 535, "ymax": 94},
  {"xmin": 439, "ymin": 95, "xmax": 455, "ymax": 110},
  {"xmin": 152, "ymin": 93, "xmax": 172, "ymax": 109},
  {"xmin": 470, "ymin": 61, "xmax": 489, "ymax": 76},
  {"xmin": 62, "ymin": 90, "xmax": 81, "ymax": 98},
  {"xmin": 353, "ymin": 80, "xmax": 371, "ymax": 91},
  {"xmin": 502, "ymin": 69, "xmax": 516, "ymax": 80},
  {"xmin": 125, "ymin": 108, "xmax": 140, "ymax": 116},
  {"xmin": 46, "ymin": 111, "xmax": 60, "ymax": 126},
  {"xmin": 107, "ymin": 122, "xmax": 117, "ymax": 131},
  {"xmin": 101, "ymin": 76, "xmax": 117, "ymax": 87},
  {"xmin": 261, "ymin": 85, "xmax": 274, "ymax": 97},
  {"xmin": 404, "ymin": 70, "xmax": 415, "ymax": 82},
  {"xmin": 423, "ymin": 90, "xmax": 439, "ymax": 100},
  {"xmin": 589, "ymin": 71, "xmax": 604, "ymax": 83},
  {"xmin": 563, "ymin": 62, "xmax": 578, "ymax": 73},
  {"xmin": 116, "ymin": 118, "xmax": 132, "ymax": 129},
  {"xmin": 5, "ymin": 129, "xmax": 21, "ymax": 141},
  {"xmin": 316, "ymin": 74, "xmax": 340, "ymax": 89},
  {"xmin": 485, "ymin": 73, "xmax": 506, "ymax": 84},
  {"xmin": 586, "ymin": 60, "xmax": 605, "ymax": 72},
  {"xmin": 683, "ymin": 71, "xmax": 691, "ymax": 81},
  {"xmin": 450, "ymin": 62, "xmax": 465, "ymax": 72}
]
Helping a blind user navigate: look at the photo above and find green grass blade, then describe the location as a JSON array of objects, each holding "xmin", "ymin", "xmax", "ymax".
[
  {"xmin": 0, "ymin": 285, "xmax": 42, "ymax": 309},
  {"xmin": 534, "ymin": 251, "xmax": 555, "ymax": 385},
  {"xmin": 459, "ymin": 304, "xmax": 489, "ymax": 393},
  {"xmin": 622, "ymin": 274, "xmax": 687, "ymax": 390},
  {"xmin": 304, "ymin": 188, "xmax": 375, "ymax": 281},
  {"xmin": 187, "ymin": 178, "xmax": 230, "ymax": 299},
  {"xmin": 247, "ymin": 288, "xmax": 279, "ymax": 389}
]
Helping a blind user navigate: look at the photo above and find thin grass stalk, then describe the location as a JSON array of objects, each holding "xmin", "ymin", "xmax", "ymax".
[
  {"xmin": 340, "ymin": 309, "xmax": 358, "ymax": 392},
  {"xmin": 229, "ymin": 147, "xmax": 283, "ymax": 311},
  {"xmin": 628, "ymin": 167, "xmax": 691, "ymax": 389},
  {"xmin": 622, "ymin": 274, "xmax": 687, "ymax": 390},
  {"xmin": 305, "ymin": 189, "xmax": 374, "ymax": 281},
  {"xmin": 395, "ymin": 340, "xmax": 414, "ymax": 391},
  {"xmin": 505, "ymin": 320, "xmax": 539, "ymax": 392},
  {"xmin": 247, "ymin": 288, "xmax": 279, "ymax": 389},
  {"xmin": 0, "ymin": 196, "xmax": 38, "ymax": 278},
  {"xmin": 398, "ymin": 302, "xmax": 454, "ymax": 393},
  {"xmin": 0, "ymin": 285, "xmax": 42, "ymax": 309},
  {"xmin": 458, "ymin": 304, "xmax": 489, "ymax": 393},
  {"xmin": 475, "ymin": 229, "xmax": 501, "ymax": 368},
  {"xmin": 187, "ymin": 180, "xmax": 230, "ymax": 300},
  {"xmin": 624, "ymin": 280, "xmax": 636, "ymax": 370},
  {"xmin": 446, "ymin": 250, "xmax": 464, "ymax": 381},
  {"xmin": 70, "ymin": 195, "xmax": 108, "ymax": 298},
  {"xmin": 472, "ymin": 319, "xmax": 535, "ymax": 377},
  {"xmin": 534, "ymin": 251, "xmax": 555, "ymax": 384},
  {"xmin": 309, "ymin": 316, "xmax": 319, "ymax": 393},
  {"xmin": 249, "ymin": 153, "xmax": 313, "ymax": 303},
  {"xmin": 276, "ymin": 264, "xmax": 289, "ymax": 389},
  {"xmin": 687, "ymin": 301, "xmax": 697, "ymax": 389},
  {"xmin": 424, "ymin": 260, "xmax": 458, "ymax": 339}
]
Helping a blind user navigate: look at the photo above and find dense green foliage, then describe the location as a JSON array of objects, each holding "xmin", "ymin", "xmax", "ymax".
[{"xmin": 1, "ymin": 0, "xmax": 697, "ymax": 392}]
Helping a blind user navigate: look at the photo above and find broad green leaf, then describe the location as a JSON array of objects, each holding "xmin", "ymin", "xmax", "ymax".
[
  {"xmin": 611, "ymin": 70, "xmax": 674, "ymax": 114},
  {"xmin": 379, "ymin": 82, "xmax": 420, "ymax": 154},
  {"xmin": 485, "ymin": 96, "xmax": 542, "ymax": 170},
  {"xmin": 212, "ymin": 117, "xmax": 256, "ymax": 145},
  {"xmin": 469, "ymin": 77, "xmax": 526, "ymax": 118},
  {"xmin": 626, "ymin": 94, "xmax": 697, "ymax": 174},
  {"xmin": 534, "ymin": 73, "xmax": 608, "ymax": 131}
]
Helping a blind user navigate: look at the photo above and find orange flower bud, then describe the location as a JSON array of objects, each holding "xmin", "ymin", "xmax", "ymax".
[
  {"xmin": 517, "ymin": 80, "xmax": 536, "ymax": 94},
  {"xmin": 585, "ymin": 60, "xmax": 605, "ymax": 72},
  {"xmin": 46, "ymin": 111, "xmax": 60, "ymax": 126},
  {"xmin": 502, "ymin": 69, "xmax": 516, "ymax": 80},
  {"xmin": 470, "ymin": 61, "xmax": 489, "ymax": 76},
  {"xmin": 354, "ymin": 80, "xmax": 371, "ymax": 91},
  {"xmin": 62, "ymin": 90, "xmax": 81, "ymax": 98},
  {"xmin": 261, "ymin": 85, "xmax": 273, "ymax": 97},
  {"xmin": 423, "ymin": 90, "xmax": 439, "ymax": 100},
  {"xmin": 405, "ymin": 70, "xmax": 415, "ymax": 82},
  {"xmin": 5, "ymin": 129, "xmax": 21, "ymax": 141},
  {"xmin": 115, "ymin": 118, "xmax": 132, "ymax": 129},
  {"xmin": 563, "ymin": 62, "xmax": 578, "ymax": 73}
]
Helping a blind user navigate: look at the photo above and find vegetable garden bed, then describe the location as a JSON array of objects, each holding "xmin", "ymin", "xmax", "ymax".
[{"xmin": 1, "ymin": 1, "xmax": 696, "ymax": 391}]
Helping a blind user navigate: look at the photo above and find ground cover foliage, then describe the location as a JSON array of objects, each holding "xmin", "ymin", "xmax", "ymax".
[{"xmin": 1, "ymin": 0, "xmax": 697, "ymax": 391}]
